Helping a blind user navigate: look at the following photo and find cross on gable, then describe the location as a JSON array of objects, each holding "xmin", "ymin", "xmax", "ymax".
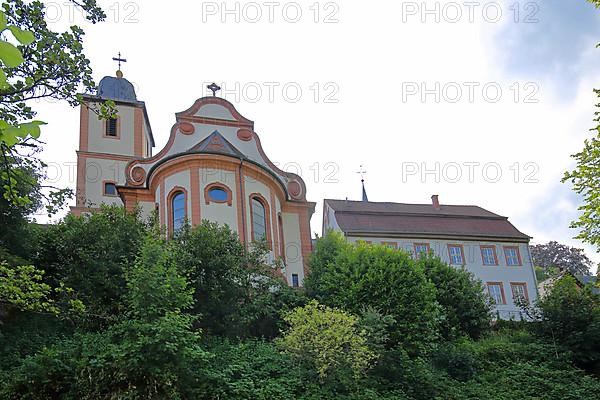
[{"xmin": 207, "ymin": 82, "xmax": 221, "ymax": 96}]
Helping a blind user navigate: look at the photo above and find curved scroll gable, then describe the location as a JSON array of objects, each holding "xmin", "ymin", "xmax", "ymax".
[
  {"xmin": 175, "ymin": 97, "xmax": 254, "ymax": 128},
  {"xmin": 251, "ymin": 130, "xmax": 308, "ymax": 202},
  {"xmin": 124, "ymin": 96, "xmax": 308, "ymax": 203}
]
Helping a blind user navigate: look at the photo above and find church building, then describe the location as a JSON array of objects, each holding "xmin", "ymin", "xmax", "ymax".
[
  {"xmin": 71, "ymin": 69, "xmax": 538, "ymax": 316},
  {"xmin": 72, "ymin": 71, "xmax": 315, "ymax": 287}
]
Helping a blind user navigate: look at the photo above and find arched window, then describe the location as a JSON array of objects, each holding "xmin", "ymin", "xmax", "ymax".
[
  {"xmin": 171, "ymin": 191, "xmax": 186, "ymax": 232},
  {"xmin": 251, "ymin": 197, "xmax": 267, "ymax": 241}
]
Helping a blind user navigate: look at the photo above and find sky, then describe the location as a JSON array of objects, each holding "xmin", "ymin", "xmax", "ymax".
[{"xmin": 32, "ymin": 0, "xmax": 600, "ymax": 270}]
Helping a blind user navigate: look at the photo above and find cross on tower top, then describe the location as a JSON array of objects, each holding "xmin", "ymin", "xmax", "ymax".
[
  {"xmin": 356, "ymin": 165, "xmax": 367, "ymax": 182},
  {"xmin": 112, "ymin": 52, "xmax": 127, "ymax": 71},
  {"xmin": 207, "ymin": 82, "xmax": 221, "ymax": 97}
]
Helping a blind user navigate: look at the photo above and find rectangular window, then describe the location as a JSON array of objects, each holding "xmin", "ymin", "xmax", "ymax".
[
  {"xmin": 504, "ymin": 246, "xmax": 522, "ymax": 266},
  {"xmin": 487, "ymin": 282, "xmax": 506, "ymax": 305},
  {"xmin": 382, "ymin": 241, "xmax": 397, "ymax": 249},
  {"xmin": 414, "ymin": 243, "xmax": 430, "ymax": 259},
  {"xmin": 480, "ymin": 245, "xmax": 498, "ymax": 266},
  {"xmin": 291, "ymin": 274, "xmax": 299, "ymax": 288},
  {"xmin": 103, "ymin": 182, "xmax": 117, "ymax": 196},
  {"xmin": 510, "ymin": 282, "xmax": 529, "ymax": 303},
  {"xmin": 448, "ymin": 244, "xmax": 464, "ymax": 265},
  {"xmin": 106, "ymin": 118, "xmax": 118, "ymax": 137}
]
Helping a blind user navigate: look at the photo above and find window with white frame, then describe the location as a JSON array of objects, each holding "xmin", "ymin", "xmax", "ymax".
[
  {"xmin": 480, "ymin": 246, "xmax": 497, "ymax": 266},
  {"xmin": 414, "ymin": 243, "xmax": 430, "ymax": 259},
  {"xmin": 487, "ymin": 283, "xmax": 505, "ymax": 305},
  {"xmin": 504, "ymin": 247, "xmax": 521, "ymax": 266},
  {"xmin": 510, "ymin": 283, "xmax": 528, "ymax": 303},
  {"xmin": 448, "ymin": 245, "xmax": 464, "ymax": 265}
]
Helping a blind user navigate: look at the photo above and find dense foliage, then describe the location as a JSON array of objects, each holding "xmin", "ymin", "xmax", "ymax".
[
  {"xmin": 277, "ymin": 300, "xmax": 376, "ymax": 382},
  {"xmin": 528, "ymin": 275, "xmax": 600, "ymax": 372},
  {"xmin": 1, "ymin": 214, "xmax": 599, "ymax": 398},
  {"xmin": 305, "ymin": 236, "xmax": 440, "ymax": 355}
]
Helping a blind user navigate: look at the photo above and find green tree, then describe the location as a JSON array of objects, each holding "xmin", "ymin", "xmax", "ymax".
[
  {"xmin": 305, "ymin": 232, "xmax": 440, "ymax": 355},
  {"xmin": 305, "ymin": 230, "xmax": 349, "ymax": 300},
  {"xmin": 0, "ymin": 263, "xmax": 58, "ymax": 314},
  {"xmin": 533, "ymin": 275, "xmax": 600, "ymax": 371},
  {"xmin": 170, "ymin": 221, "xmax": 294, "ymax": 339},
  {"xmin": 419, "ymin": 255, "xmax": 491, "ymax": 340},
  {"xmin": 277, "ymin": 300, "xmax": 376, "ymax": 383},
  {"xmin": 530, "ymin": 241, "xmax": 594, "ymax": 276},
  {"xmin": 0, "ymin": 155, "xmax": 72, "ymax": 263},
  {"xmin": 2, "ymin": 234, "xmax": 207, "ymax": 399},
  {"xmin": 0, "ymin": 261, "xmax": 84, "ymax": 330},
  {"xmin": 32, "ymin": 205, "xmax": 148, "ymax": 320},
  {"xmin": 563, "ymin": 89, "xmax": 600, "ymax": 250}
]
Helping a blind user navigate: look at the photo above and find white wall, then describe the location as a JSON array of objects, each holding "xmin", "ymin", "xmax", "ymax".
[
  {"xmin": 281, "ymin": 211, "xmax": 305, "ymax": 285},
  {"xmin": 83, "ymin": 158, "xmax": 128, "ymax": 207},
  {"xmin": 344, "ymin": 234, "xmax": 537, "ymax": 319},
  {"xmin": 87, "ymin": 105, "xmax": 135, "ymax": 156}
]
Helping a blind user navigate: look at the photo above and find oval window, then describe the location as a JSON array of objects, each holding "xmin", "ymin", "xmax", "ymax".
[{"xmin": 208, "ymin": 187, "xmax": 228, "ymax": 202}]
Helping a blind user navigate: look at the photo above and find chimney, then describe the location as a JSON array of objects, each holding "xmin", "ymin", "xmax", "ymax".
[{"xmin": 431, "ymin": 194, "xmax": 440, "ymax": 210}]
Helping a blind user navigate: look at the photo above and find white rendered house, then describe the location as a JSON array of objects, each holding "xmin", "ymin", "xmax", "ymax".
[{"xmin": 322, "ymin": 195, "xmax": 538, "ymax": 319}]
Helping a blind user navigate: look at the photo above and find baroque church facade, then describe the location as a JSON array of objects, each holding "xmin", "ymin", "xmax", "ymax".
[{"xmin": 72, "ymin": 72, "xmax": 315, "ymax": 287}]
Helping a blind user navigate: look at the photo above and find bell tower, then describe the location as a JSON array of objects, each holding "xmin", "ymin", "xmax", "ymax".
[{"xmin": 71, "ymin": 62, "xmax": 154, "ymax": 215}]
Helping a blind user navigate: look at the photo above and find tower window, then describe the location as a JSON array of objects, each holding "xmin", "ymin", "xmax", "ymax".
[
  {"xmin": 103, "ymin": 182, "xmax": 117, "ymax": 196},
  {"xmin": 291, "ymin": 273, "xmax": 299, "ymax": 288},
  {"xmin": 106, "ymin": 117, "xmax": 118, "ymax": 137}
]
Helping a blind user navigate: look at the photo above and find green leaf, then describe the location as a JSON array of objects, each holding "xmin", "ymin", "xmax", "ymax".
[
  {"xmin": 0, "ymin": 12, "xmax": 6, "ymax": 32},
  {"xmin": 0, "ymin": 127, "xmax": 19, "ymax": 146},
  {"xmin": 28, "ymin": 120, "xmax": 47, "ymax": 126},
  {"xmin": 0, "ymin": 67, "xmax": 7, "ymax": 88},
  {"xmin": 20, "ymin": 122, "xmax": 42, "ymax": 139},
  {"xmin": 0, "ymin": 41, "xmax": 24, "ymax": 67},
  {"xmin": 7, "ymin": 25, "xmax": 35, "ymax": 45}
]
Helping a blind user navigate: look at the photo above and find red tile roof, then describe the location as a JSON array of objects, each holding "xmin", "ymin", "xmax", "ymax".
[{"xmin": 325, "ymin": 199, "xmax": 531, "ymax": 242}]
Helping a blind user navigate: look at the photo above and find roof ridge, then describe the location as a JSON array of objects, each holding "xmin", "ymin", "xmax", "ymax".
[
  {"xmin": 334, "ymin": 210, "xmax": 508, "ymax": 220},
  {"xmin": 324, "ymin": 198, "xmax": 490, "ymax": 209}
]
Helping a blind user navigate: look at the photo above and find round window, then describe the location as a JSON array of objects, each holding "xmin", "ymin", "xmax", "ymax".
[{"xmin": 208, "ymin": 187, "xmax": 228, "ymax": 202}]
